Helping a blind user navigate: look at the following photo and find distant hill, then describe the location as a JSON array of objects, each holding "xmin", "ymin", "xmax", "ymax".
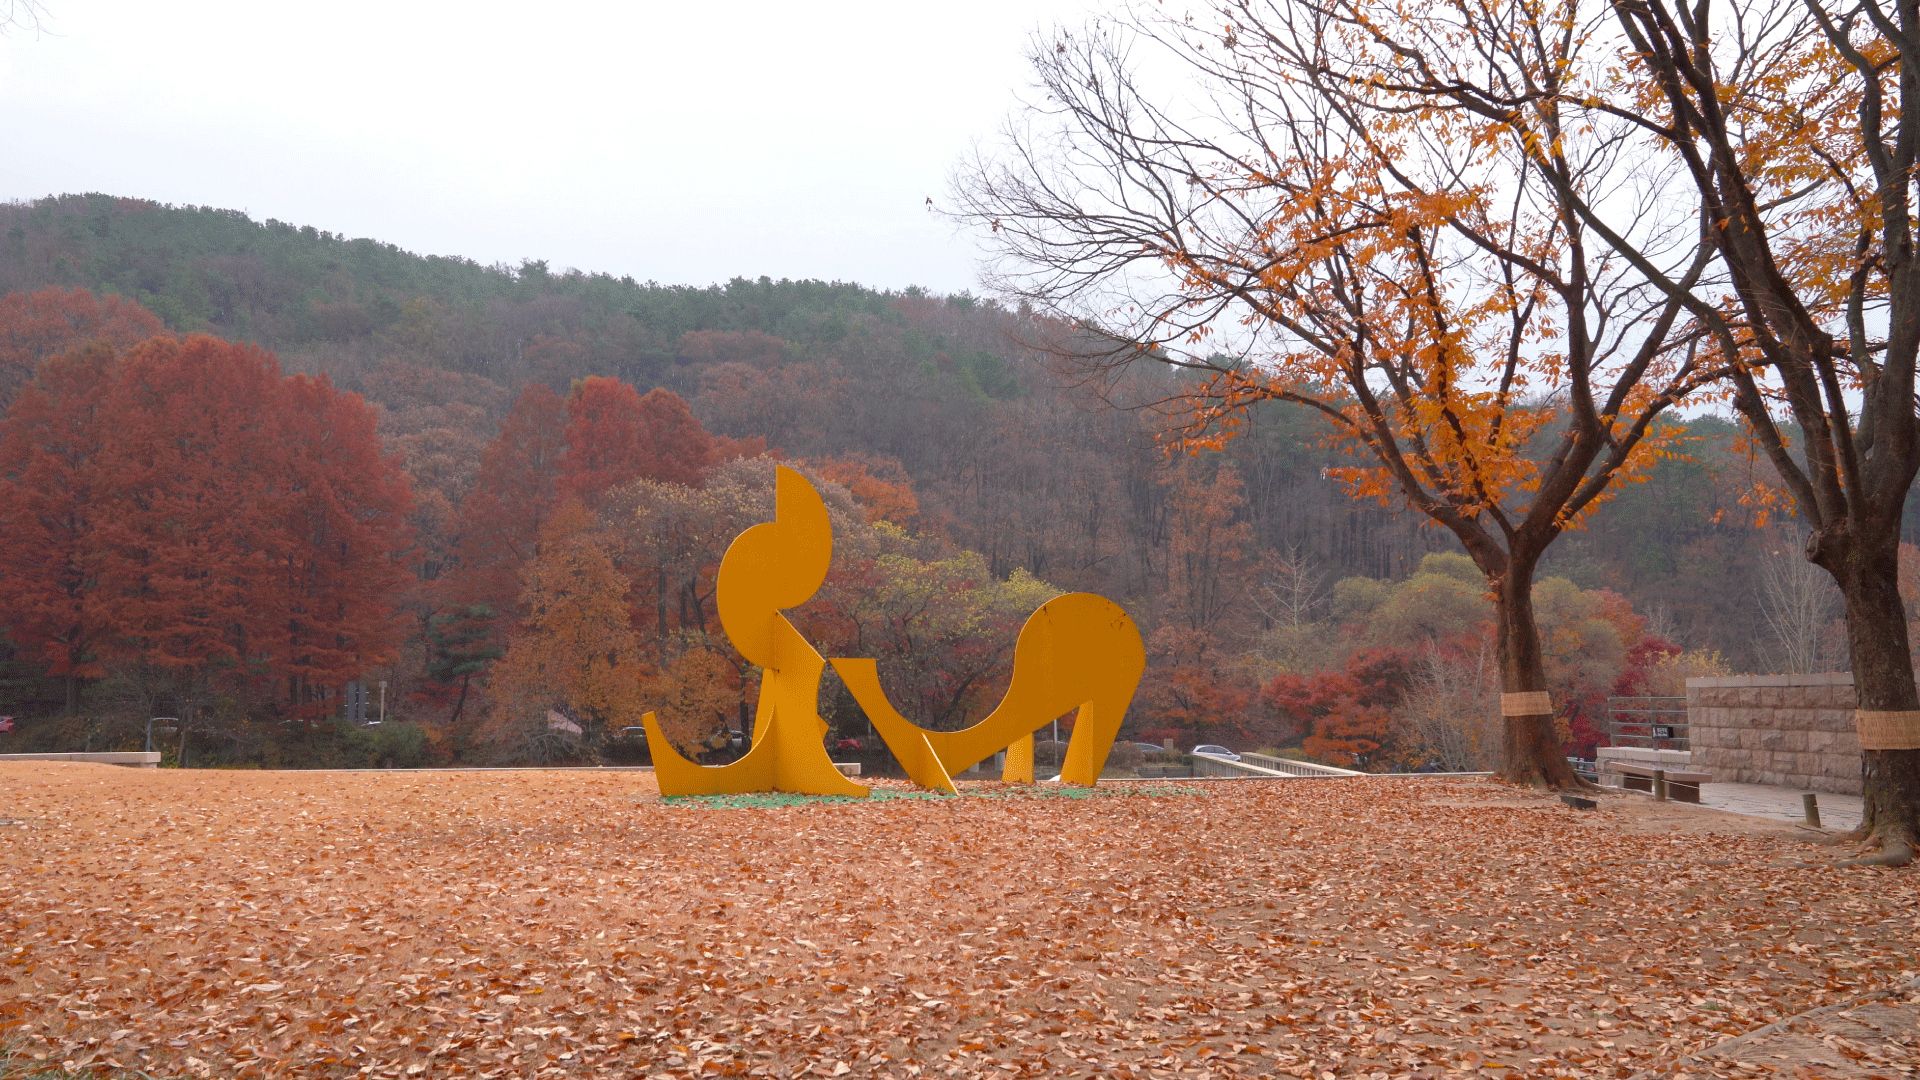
[
  {"xmin": 2, "ymin": 191, "xmax": 1898, "ymax": 683},
  {"xmin": 0, "ymin": 192, "xmax": 915, "ymax": 385}
]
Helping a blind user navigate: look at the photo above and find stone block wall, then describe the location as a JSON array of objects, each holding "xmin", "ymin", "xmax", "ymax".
[{"xmin": 1686, "ymin": 673, "xmax": 1862, "ymax": 795}]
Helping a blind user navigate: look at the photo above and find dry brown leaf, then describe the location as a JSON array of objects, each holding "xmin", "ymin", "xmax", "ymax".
[{"xmin": 0, "ymin": 763, "xmax": 1915, "ymax": 1080}]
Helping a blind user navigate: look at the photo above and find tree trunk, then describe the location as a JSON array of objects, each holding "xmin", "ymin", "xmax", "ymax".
[
  {"xmin": 1829, "ymin": 535, "xmax": 1920, "ymax": 856},
  {"xmin": 450, "ymin": 674, "xmax": 472, "ymax": 725},
  {"xmin": 1491, "ymin": 552, "xmax": 1586, "ymax": 789}
]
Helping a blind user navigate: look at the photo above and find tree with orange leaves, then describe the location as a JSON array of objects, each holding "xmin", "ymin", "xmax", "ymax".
[
  {"xmin": 488, "ymin": 501, "xmax": 645, "ymax": 755},
  {"xmin": 450, "ymin": 382, "xmax": 567, "ymax": 614},
  {"xmin": 268, "ymin": 369, "xmax": 417, "ymax": 713},
  {"xmin": 0, "ymin": 333, "xmax": 414, "ymax": 735},
  {"xmin": 808, "ymin": 454, "xmax": 921, "ymax": 527},
  {"xmin": 1259, "ymin": 0, "xmax": 1920, "ymax": 859},
  {"xmin": 1138, "ymin": 457, "xmax": 1260, "ymax": 737},
  {"xmin": 84, "ymin": 335, "xmax": 413, "ymax": 724},
  {"xmin": 952, "ymin": 14, "xmax": 1722, "ymax": 788}
]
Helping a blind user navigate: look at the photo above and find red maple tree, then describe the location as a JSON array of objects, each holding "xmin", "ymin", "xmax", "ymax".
[
  {"xmin": 449, "ymin": 383, "xmax": 568, "ymax": 613},
  {"xmin": 558, "ymin": 377, "xmax": 715, "ymax": 505}
]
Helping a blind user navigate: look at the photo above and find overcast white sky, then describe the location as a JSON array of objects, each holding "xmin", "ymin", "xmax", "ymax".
[{"xmin": 0, "ymin": 0, "xmax": 1097, "ymax": 293}]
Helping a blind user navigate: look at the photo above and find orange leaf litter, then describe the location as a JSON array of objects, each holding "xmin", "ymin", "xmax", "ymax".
[{"xmin": 1, "ymin": 763, "xmax": 1915, "ymax": 1079}]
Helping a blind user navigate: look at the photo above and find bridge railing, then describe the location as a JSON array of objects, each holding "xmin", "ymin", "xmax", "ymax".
[
  {"xmin": 1200, "ymin": 752, "xmax": 1365, "ymax": 778},
  {"xmin": 0, "ymin": 752, "xmax": 161, "ymax": 768}
]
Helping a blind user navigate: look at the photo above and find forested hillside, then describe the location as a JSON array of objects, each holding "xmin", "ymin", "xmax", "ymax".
[{"xmin": 0, "ymin": 192, "xmax": 1909, "ymax": 769}]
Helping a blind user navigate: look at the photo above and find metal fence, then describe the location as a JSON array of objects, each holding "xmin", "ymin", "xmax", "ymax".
[
  {"xmin": 1237, "ymin": 752, "xmax": 1367, "ymax": 778},
  {"xmin": 1605, "ymin": 695, "xmax": 1689, "ymax": 750}
]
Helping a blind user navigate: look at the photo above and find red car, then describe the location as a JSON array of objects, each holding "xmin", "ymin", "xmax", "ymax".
[{"xmin": 829, "ymin": 737, "xmax": 862, "ymax": 753}]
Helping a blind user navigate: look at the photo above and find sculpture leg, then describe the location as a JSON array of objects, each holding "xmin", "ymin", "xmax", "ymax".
[
  {"xmin": 645, "ymin": 701, "xmax": 868, "ymax": 799},
  {"xmin": 1002, "ymin": 733, "xmax": 1035, "ymax": 783},
  {"xmin": 1058, "ymin": 697, "xmax": 1126, "ymax": 787},
  {"xmin": 766, "ymin": 700, "xmax": 871, "ymax": 797},
  {"xmin": 644, "ymin": 712, "xmax": 775, "ymax": 796}
]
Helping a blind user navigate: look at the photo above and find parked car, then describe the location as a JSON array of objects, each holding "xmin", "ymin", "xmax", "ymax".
[
  {"xmin": 1191, "ymin": 744, "xmax": 1241, "ymax": 761},
  {"xmin": 829, "ymin": 736, "xmax": 863, "ymax": 753},
  {"xmin": 1129, "ymin": 742, "xmax": 1171, "ymax": 756}
]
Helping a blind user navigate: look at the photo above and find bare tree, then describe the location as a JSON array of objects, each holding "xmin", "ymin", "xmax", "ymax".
[
  {"xmin": 951, "ymin": 7, "xmax": 1717, "ymax": 788},
  {"xmin": 1, "ymin": 0, "xmax": 45, "ymax": 33},
  {"xmin": 1251, "ymin": 547, "xmax": 1326, "ymax": 632},
  {"xmin": 1757, "ymin": 533, "xmax": 1844, "ymax": 675},
  {"xmin": 1402, "ymin": 644, "xmax": 1502, "ymax": 772}
]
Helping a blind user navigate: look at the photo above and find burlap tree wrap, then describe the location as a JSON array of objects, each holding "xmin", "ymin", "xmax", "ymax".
[
  {"xmin": 1854, "ymin": 710, "xmax": 1920, "ymax": 751},
  {"xmin": 1500, "ymin": 691, "xmax": 1552, "ymax": 717}
]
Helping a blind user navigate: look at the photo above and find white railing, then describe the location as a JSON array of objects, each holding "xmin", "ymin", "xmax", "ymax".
[
  {"xmin": 0, "ymin": 752, "xmax": 161, "ymax": 768},
  {"xmin": 1201, "ymin": 752, "xmax": 1366, "ymax": 778}
]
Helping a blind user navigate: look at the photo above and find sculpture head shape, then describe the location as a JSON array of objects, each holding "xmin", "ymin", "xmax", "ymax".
[{"xmin": 715, "ymin": 465, "xmax": 834, "ymax": 669}]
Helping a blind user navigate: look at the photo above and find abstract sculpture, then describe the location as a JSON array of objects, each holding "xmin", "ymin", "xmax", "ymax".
[
  {"xmin": 642, "ymin": 465, "xmax": 1145, "ymax": 797},
  {"xmin": 642, "ymin": 465, "xmax": 866, "ymax": 797}
]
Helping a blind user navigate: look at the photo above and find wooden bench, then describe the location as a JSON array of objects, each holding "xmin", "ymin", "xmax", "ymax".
[{"xmin": 1606, "ymin": 762, "xmax": 1710, "ymax": 803}]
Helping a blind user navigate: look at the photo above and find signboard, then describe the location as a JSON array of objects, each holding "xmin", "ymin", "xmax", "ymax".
[
  {"xmin": 345, "ymin": 681, "xmax": 369, "ymax": 724},
  {"xmin": 1651, "ymin": 724, "xmax": 1675, "ymax": 739}
]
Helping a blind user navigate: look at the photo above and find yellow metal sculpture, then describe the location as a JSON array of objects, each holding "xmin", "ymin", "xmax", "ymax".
[
  {"xmin": 830, "ymin": 593, "xmax": 1144, "ymax": 791},
  {"xmin": 642, "ymin": 465, "xmax": 1145, "ymax": 796},
  {"xmin": 642, "ymin": 465, "xmax": 867, "ymax": 797}
]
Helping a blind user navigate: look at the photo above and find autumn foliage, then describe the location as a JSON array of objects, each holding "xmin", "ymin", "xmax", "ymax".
[
  {"xmin": 559, "ymin": 376, "xmax": 715, "ymax": 503},
  {"xmin": 0, "ymin": 281, "xmax": 1698, "ymax": 774},
  {"xmin": 448, "ymin": 382, "xmax": 568, "ymax": 613},
  {"xmin": 0, "ymin": 343, "xmax": 121, "ymax": 703},
  {"xmin": 482, "ymin": 501, "xmax": 647, "ymax": 756},
  {"xmin": 0, "ymin": 333, "xmax": 413, "ymax": 722},
  {"xmin": 11, "ymin": 767, "xmax": 1916, "ymax": 1080},
  {"xmin": 0, "ymin": 287, "xmax": 165, "ymax": 409},
  {"xmin": 1264, "ymin": 651, "xmax": 1415, "ymax": 769}
]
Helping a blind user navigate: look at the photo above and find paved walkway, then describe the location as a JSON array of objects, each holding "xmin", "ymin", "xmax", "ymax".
[{"xmin": 1695, "ymin": 781, "xmax": 1864, "ymax": 831}]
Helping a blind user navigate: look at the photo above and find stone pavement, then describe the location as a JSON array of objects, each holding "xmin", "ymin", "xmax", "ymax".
[
  {"xmin": 1695, "ymin": 781, "xmax": 1864, "ymax": 831},
  {"xmin": 1688, "ymin": 997, "xmax": 1920, "ymax": 1078}
]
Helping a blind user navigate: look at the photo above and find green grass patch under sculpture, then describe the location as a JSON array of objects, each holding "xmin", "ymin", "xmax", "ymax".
[{"xmin": 661, "ymin": 783, "xmax": 1206, "ymax": 810}]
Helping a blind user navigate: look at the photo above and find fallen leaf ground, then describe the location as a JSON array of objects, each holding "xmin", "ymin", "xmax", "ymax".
[{"xmin": 1, "ymin": 763, "xmax": 1915, "ymax": 1080}]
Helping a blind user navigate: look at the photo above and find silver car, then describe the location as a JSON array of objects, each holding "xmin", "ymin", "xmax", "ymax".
[{"xmin": 1191, "ymin": 744, "xmax": 1240, "ymax": 761}]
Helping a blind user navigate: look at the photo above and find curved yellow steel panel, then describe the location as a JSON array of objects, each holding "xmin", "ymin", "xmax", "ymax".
[
  {"xmin": 835, "ymin": 592, "xmax": 1145, "ymax": 787},
  {"xmin": 646, "ymin": 464, "xmax": 867, "ymax": 798},
  {"xmin": 830, "ymin": 658, "xmax": 958, "ymax": 794},
  {"xmin": 716, "ymin": 465, "xmax": 835, "ymax": 670}
]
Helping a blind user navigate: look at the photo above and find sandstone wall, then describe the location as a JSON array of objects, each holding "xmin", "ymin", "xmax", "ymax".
[{"xmin": 1686, "ymin": 673, "xmax": 1862, "ymax": 795}]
